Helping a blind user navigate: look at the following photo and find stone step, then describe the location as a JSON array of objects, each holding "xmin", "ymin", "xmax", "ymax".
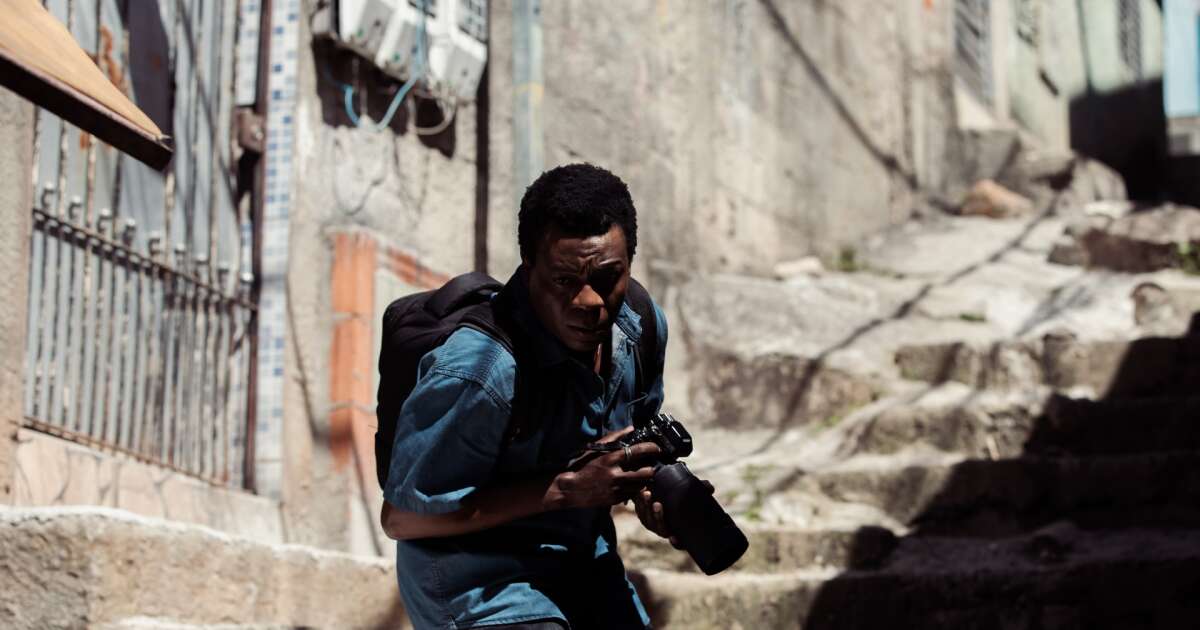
[
  {"xmin": 706, "ymin": 450, "xmax": 1200, "ymax": 537},
  {"xmin": 803, "ymin": 451, "xmax": 1200, "ymax": 536},
  {"xmin": 633, "ymin": 527, "xmax": 1200, "ymax": 629},
  {"xmin": 616, "ymin": 515, "xmax": 898, "ymax": 574},
  {"xmin": 893, "ymin": 333, "xmax": 1200, "ymax": 397},
  {"xmin": 1026, "ymin": 395, "xmax": 1200, "ymax": 456},
  {"xmin": 840, "ymin": 385, "xmax": 1200, "ymax": 459}
]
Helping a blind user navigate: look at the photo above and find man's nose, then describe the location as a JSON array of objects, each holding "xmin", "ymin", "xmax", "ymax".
[{"xmin": 574, "ymin": 283, "xmax": 605, "ymax": 309}]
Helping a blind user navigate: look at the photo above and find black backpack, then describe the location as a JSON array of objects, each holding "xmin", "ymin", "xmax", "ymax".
[{"xmin": 374, "ymin": 271, "xmax": 660, "ymax": 489}]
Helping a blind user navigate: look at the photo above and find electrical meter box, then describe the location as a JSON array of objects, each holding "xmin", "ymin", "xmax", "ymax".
[
  {"xmin": 428, "ymin": 0, "xmax": 488, "ymax": 100},
  {"xmin": 335, "ymin": 0, "xmax": 488, "ymax": 101},
  {"xmin": 376, "ymin": 0, "xmax": 440, "ymax": 80},
  {"xmin": 339, "ymin": 0, "xmax": 396, "ymax": 61}
]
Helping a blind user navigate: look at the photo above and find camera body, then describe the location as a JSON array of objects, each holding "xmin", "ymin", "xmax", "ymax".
[
  {"xmin": 615, "ymin": 412, "xmax": 694, "ymax": 462},
  {"xmin": 617, "ymin": 413, "xmax": 748, "ymax": 576}
]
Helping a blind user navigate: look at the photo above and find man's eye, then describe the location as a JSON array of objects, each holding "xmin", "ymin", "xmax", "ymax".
[{"xmin": 553, "ymin": 277, "xmax": 574, "ymax": 287}]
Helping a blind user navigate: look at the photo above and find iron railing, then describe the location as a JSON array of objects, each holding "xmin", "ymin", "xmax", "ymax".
[
  {"xmin": 24, "ymin": 202, "xmax": 256, "ymax": 486},
  {"xmin": 23, "ymin": 0, "xmax": 255, "ymax": 487}
]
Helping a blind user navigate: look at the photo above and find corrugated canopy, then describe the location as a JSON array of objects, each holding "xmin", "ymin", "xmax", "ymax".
[{"xmin": 0, "ymin": 0, "xmax": 173, "ymax": 170}]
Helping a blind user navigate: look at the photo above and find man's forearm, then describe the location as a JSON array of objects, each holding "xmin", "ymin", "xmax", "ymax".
[{"xmin": 381, "ymin": 474, "xmax": 565, "ymax": 540}]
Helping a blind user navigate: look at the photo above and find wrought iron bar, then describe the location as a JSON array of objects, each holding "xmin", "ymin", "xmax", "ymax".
[{"xmin": 24, "ymin": 209, "xmax": 257, "ymax": 485}]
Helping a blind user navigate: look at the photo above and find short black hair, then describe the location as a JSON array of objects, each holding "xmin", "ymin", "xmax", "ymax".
[{"xmin": 518, "ymin": 163, "xmax": 638, "ymax": 263}]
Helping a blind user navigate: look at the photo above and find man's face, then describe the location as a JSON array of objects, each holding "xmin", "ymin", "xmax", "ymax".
[{"xmin": 525, "ymin": 224, "xmax": 631, "ymax": 354}]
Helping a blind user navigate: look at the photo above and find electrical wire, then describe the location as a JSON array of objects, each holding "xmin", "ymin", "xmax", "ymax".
[
  {"xmin": 341, "ymin": 3, "xmax": 429, "ymax": 132},
  {"xmin": 411, "ymin": 95, "xmax": 458, "ymax": 136}
]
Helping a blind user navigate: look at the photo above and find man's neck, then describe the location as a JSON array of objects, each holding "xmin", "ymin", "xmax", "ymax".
[{"xmin": 569, "ymin": 334, "xmax": 611, "ymax": 376}]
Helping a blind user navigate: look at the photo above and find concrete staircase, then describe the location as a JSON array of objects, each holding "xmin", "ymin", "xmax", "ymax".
[
  {"xmin": 618, "ymin": 376, "xmax": 1200, "ymax": 628},
  {"xmin": 632, "ymin": 209, "xmax": 1200, "ymax": 628}
]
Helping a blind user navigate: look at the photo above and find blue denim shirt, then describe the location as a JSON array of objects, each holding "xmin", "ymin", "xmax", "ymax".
[{"xmin": 384, "ymin": 276, "xmax": 667, "ymax": 630}]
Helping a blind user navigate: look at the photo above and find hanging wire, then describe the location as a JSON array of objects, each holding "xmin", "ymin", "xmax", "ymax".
[
  {"xmin": 411, "ymin": 95, "xmax": 458, "ymax": 136},
  {"xmin": 338, "ymin": 3, "xmax": 430, "ymax": 132}
]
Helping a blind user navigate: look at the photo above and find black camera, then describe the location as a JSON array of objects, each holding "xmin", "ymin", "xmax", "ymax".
[{"xmin": 616, "ymin": 413, "xmax": 749, "ymax": 576}]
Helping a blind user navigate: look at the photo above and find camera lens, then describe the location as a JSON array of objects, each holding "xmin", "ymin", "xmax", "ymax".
[{"xmin": 652, "ymin": 462, "xmax": 749, "ymax": 575}]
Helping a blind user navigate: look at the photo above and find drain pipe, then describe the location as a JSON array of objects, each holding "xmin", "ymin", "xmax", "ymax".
[{"xmin": 512, "ymin": 0, "xmax": 544, "ymax": 211}]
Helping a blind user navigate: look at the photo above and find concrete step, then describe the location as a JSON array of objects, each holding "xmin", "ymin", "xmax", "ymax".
[
  {"xmin": 633, "ymin": 527, "xmax": 1200, "ymax": 630},
  {"xmin": 805, "ymin": 451, "xmax": 1200, "ymax": 535},
  {"xmin": 840, "ymin": 385, "xmax": 1200, "ymax": 459},
  {"xmin": 837, "ymin": 384, "xmax": 1049, "ymax": 459},
  {"xmin": 1026, "ymin": 395, "xmax": 1200, "ymax": 456},
  {"xmin": 705, "ymin": 450, "xmax": 1200, "ymax": 536},
  {"xmin": 894, "ymin": 333, "xmax": 1200, "ymax": 397},
  {"xmin": 616, "ymin": 515, "xmax": 898, "ymax": 574}
]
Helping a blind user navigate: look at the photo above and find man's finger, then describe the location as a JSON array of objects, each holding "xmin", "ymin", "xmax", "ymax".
[
  {"xmin": 652, "ymin": 502, "xmax": 669, "ymax": 537},
  {"xmin": 616, "ymin": 466, "xmax": 657, "ymax": 483},
  {"xmin": 627, "ymin": 442, "xmax": 662, "ymax": 461},
  {"xmin": 634, "ymin": 494, "xmax": 650, "ymax": 524},
  {"xmin": 615, "ymin": 487, "xmax": 640, "ymax": 504},
  {"xmin": 596, "ymin": 425, "xmax": 635, "ymax": 445}
]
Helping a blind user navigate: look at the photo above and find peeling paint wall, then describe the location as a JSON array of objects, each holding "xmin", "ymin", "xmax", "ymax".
[
  {"xmin": 0, "ymin": 88, "xmax": 34, "ymax": 505},
  {"xmin": 279, "ymin": 4, "xmax": 485, "ymax": 551}
]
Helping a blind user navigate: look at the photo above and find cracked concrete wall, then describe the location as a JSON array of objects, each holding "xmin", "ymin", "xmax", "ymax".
[
  {"xmin": 0, "ymin": 88, "xmax": 34, "ymax": 505},
  {"xmin": 488, "ymin": 0, "xmax": 959, "ymax": 278}
]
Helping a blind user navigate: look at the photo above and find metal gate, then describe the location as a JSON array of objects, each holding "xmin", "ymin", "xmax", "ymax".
[{"xmin": 22, "ymin": 0, "xmax": 257, "ymax": 487}]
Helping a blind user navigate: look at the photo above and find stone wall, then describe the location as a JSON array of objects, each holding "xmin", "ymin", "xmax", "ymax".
[{"xmin": 0, "ymin": 88, "xmax": 34, "ymax": 505}]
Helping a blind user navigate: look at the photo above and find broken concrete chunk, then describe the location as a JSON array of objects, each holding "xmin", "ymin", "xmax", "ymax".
[
  {"xmin": 773, "ymin": 256, "xmax": 825, "ymax": 279},
  {"xmin": 960, "ymin": 180, "xmax": 1036, "ymax": 219},
  {"xmin": 1049, "ymin": 204, "xmax": 1200, "ymax": 272}
]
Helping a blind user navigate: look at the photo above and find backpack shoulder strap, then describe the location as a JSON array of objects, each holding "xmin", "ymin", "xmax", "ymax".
[
  {"xmin": 427, "ymin": 272, "xmax": 504, "ymax": 318},
  {"xmin": 624, "ymin": 278, "xmax": 660, "ymax": 400},
  {"xmin": 458, "ymin": 300, "xmax": 515, "ymax": 355}
]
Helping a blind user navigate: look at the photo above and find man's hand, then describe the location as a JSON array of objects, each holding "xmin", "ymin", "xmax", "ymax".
[
  {"xmin": 548, "ymin": 427, "xmax": 660, "ymax": 510},
  {"xmin": 633, "ymin": 480, "xmax": 715, "ymax": 550}
]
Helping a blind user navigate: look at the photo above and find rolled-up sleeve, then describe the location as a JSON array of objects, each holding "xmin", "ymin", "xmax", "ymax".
[{"xmin": 383, "ymin": 360, "xmax": 512, "ymax": 515}]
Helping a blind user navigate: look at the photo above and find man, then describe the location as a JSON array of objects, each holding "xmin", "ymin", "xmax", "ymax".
[{"xmin": 380, "ymin": 164, "xmax": 675, "ymax": 629}]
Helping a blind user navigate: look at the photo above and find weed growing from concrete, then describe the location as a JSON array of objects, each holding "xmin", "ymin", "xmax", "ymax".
[
  {"xmin": 1178, "ymin": 241, "xmax": 1200, "ymax": 276},
  {"xmin": 835, "ymin": 246, "xmax": 861, "ymax": 272}
]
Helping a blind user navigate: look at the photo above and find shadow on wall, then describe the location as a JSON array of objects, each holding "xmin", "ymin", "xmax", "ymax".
[
  {"xmin": 802, "ymin": 313, "xmax": 1200, "ymax": 629},
  {"xmin": 1068, "ymin": 80, "xmax": 1174, "ymax": 203},
  {"xmin": 311, "ymin": 39, "xmax": 457, "ymax": 158}
]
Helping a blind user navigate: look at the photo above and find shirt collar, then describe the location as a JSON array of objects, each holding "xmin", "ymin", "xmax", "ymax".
[{"xmin": 503, "ymin": 267, "xmax": 644, "ymax": 369}]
